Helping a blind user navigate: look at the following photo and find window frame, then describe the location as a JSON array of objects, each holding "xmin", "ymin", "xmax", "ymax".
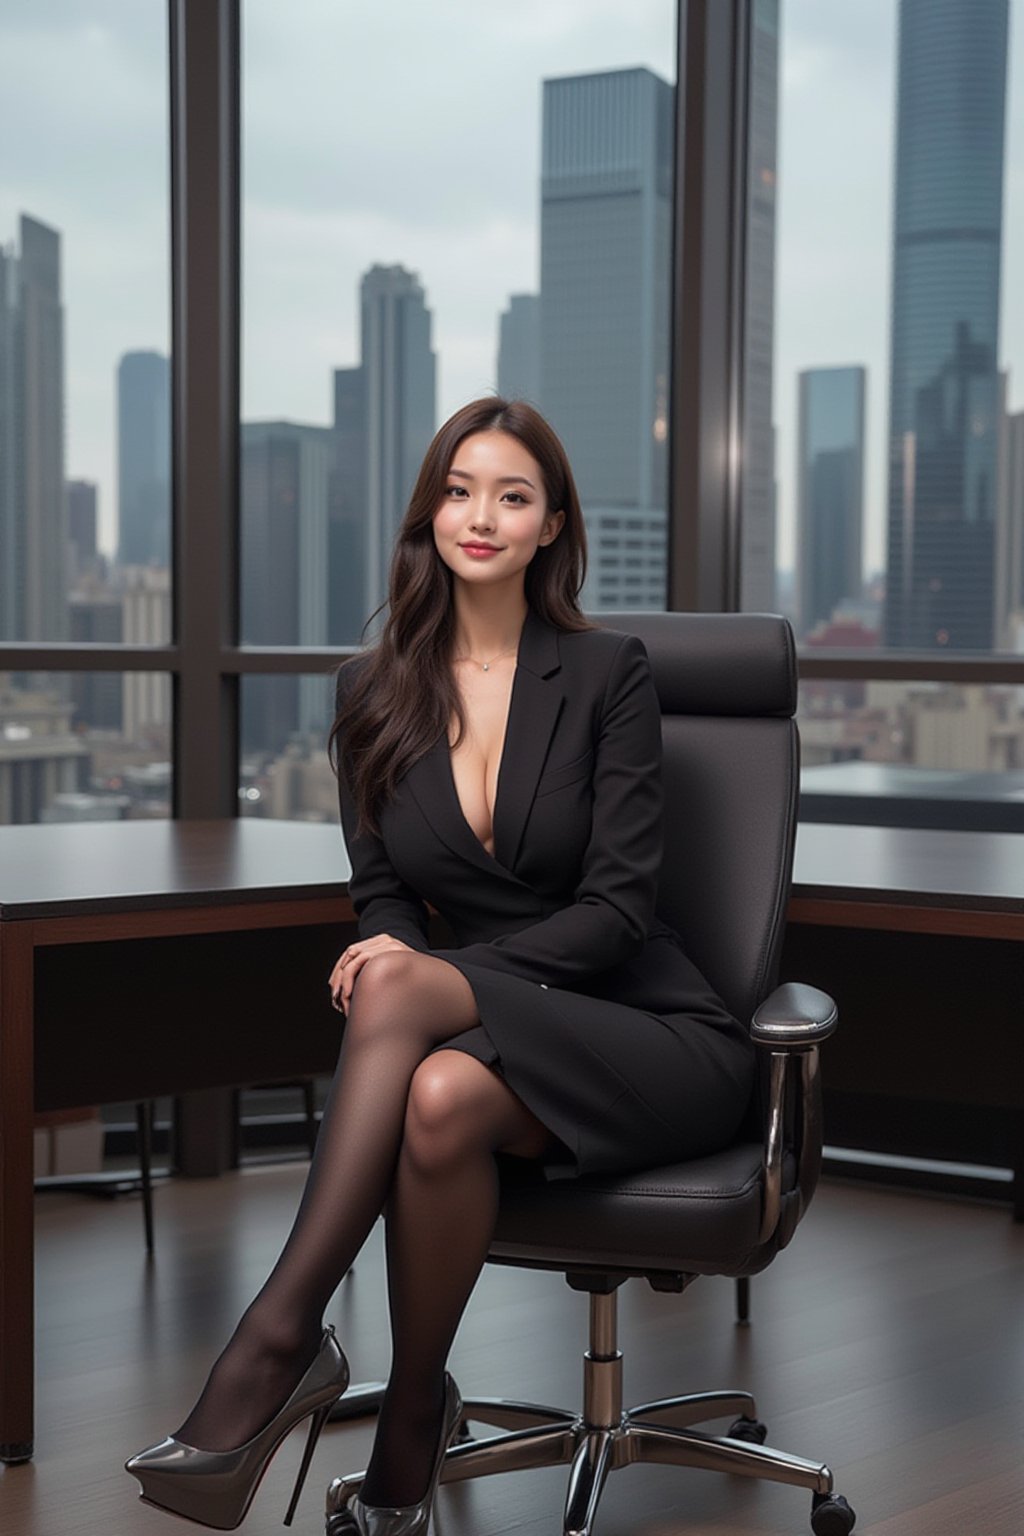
[{"xmin": 1, "ymin": 0, "xmax": 1020, "ymax": 827}]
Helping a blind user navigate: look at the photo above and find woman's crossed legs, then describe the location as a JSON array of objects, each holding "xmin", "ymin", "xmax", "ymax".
[{"xmin": 172, "ymin": 949, "xmax": 558, "ymax": 1505}]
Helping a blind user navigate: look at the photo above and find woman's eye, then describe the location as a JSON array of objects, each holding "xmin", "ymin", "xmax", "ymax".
[
  {"xmin": 503, "ymin": 492, "xmax": 526, "ymax": 505},
  {"xmin": 446, "ymin": 485, "xmax": 467, "ymax": 498}
]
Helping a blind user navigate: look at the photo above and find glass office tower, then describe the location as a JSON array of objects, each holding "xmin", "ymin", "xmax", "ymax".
[
  {"xmin": 241, "ymin": 420, "xmax": 331, "ymax": 750},
  {"xmin": 884, "ymin": 0, "xmax": 1010, "ymax": 650},
  {"xmin": 539, "ymin": 66, "xmax": 672, "ymax": 611},
  {"xmin": 359, "ymin": 264, "xmax": 436, "ymax": 621},
  {"xmin": 116, "ymin": 350, "xmax": 170, "ymax": 570},
  {"xmin": 797, "ymin": 366, "xmax": 866, "ymax": 638},
  {"xmin": 0, "ymin": 215, "xmax": 66, "ymax": 641},
  {"xmin": 497, "ymin": 294, "xmax": 540, "ymax": 404}
]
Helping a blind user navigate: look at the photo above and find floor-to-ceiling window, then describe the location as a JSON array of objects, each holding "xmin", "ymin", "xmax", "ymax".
[
  {"xmin": 0, "ymin": 1, "xmax": 172, "ymax": 823},
  {"xmin": 238, "ymin": 0, "xmax": 678, "ymax": 819},
  {"xmin": 744, "ymin": 0, "xmax": 1024, "ymax": 829}
]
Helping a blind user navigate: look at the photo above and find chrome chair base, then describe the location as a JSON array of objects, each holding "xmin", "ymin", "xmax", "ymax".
[{"xmin": 439, "ymin": 1292, "xmax": 834, "ymax": 1536}]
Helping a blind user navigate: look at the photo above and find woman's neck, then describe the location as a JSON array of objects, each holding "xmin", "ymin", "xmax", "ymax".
[{"xmin": 451, "ymin": 587, "xmax": 529, "ymax": 663}]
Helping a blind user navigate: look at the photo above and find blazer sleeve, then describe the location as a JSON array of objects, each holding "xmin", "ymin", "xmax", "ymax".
[
  {"xmin": 335, "ymin": 664, "xmax": 432, "ymax": 954},
  {"xmin": 433, "ymin": 633, "xmax": 663, "ymax": 986}
]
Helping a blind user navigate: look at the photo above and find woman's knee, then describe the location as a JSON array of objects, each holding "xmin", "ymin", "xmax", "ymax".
[
  {"xmin": 343, "ymin": 949, "xmax": 428, "ymax": 1047},
  {"xmin": 402, "ymin": 1053, "xmax": 502, "ymax": 1172}
]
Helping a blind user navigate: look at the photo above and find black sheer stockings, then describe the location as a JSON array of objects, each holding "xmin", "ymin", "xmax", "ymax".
[{"xmin": 171, "ymin": 950, "xmax": 552, "ymax": 1508}]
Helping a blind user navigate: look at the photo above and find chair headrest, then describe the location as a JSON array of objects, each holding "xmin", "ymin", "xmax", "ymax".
[{"xmin": 593, "ymin": 612, "xmax": 796, "ymax": 719}]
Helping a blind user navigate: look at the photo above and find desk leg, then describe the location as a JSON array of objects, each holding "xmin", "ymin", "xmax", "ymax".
[{"xmin": 0, "ymin": 921, "xmax": 35, "ymax": 1463}]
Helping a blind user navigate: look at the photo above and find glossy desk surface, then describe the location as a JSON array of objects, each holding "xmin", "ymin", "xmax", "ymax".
[
  {"xmin": 0, "ymin": 818, "xmax": 353, "ymax": 920},
  {"xmin": 791, "ymin": 822, "xmax": 1024, "ymax": 916},
  {"xmin": 0, "ymin": 816, "xmax": 1020, "ymax": 922}
]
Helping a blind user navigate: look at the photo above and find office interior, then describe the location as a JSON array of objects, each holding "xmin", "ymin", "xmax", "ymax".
[{"xmin": 1, "ymin": 2, "xmax": 1022, "ymax": 1534}]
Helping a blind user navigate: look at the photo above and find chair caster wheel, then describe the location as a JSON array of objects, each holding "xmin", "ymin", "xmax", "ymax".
[
  {"xmin": 727, "ymin": 1415, "xmax": 767, "ymax": 1443},
  {"xmin": 811, "ymin": 1492, "xmax": 856, "ymax": 1535}
]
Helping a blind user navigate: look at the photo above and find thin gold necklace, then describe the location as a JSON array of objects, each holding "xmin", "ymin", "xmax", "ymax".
[{"xmin": 453, "ymin": 644, "xmax": 518, "ymax": 673}]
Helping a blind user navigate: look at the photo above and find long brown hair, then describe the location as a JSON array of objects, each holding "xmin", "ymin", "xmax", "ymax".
[{"xmin": 330, "ymin": 397, "xmax": 595, "ymax": 837}]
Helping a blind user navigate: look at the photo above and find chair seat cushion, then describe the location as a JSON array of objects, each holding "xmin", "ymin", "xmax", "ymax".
[{"xmin": 491, "ymin": 1142, "xmax": 779, "ymax": 1278}]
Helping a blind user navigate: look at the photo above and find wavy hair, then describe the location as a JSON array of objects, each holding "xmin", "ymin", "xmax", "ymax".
[{"xmin": 329, "ymin": 397, "xmax": 594, "ymax": 837}]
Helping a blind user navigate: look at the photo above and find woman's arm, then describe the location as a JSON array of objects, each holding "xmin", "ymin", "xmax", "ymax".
[
  {"xmin": 335, "ymin": 664, "xmax": 432, "ymax": 954},
  {"xmin": 434, "ymin": 633, "xmax": 663, "ymax": 986}
]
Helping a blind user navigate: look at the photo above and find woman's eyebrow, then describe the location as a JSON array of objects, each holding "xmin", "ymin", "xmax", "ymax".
[{"xmin": 448, "ymin": 469, "xmax": 537, "ymax": 490}]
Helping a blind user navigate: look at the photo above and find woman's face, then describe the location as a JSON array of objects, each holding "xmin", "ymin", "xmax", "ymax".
[{"xmin": 432, "ymin": 430, "xmax": 565, "ymax": 590}]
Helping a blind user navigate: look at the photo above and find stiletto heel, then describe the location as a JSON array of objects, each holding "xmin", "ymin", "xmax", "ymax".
[
  {"xmin": 324, "ymin": 1373, "xmax": 463, "ymax": 1535},
  {"xmin": 125, "ymin": 1325, "xmax": 349, "ymax": 1530},
  {"xmin": 283, "ymin": 1401, "xmax": 332, "ymax": 1527}
]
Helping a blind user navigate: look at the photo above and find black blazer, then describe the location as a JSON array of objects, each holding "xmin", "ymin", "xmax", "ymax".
[{"xmin": 335, "ymin": 606, "xmax": 737, "ymax": 1027}]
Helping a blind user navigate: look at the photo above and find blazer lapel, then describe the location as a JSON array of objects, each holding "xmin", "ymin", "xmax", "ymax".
[
  {"xmin": 403, "ymin": 607, "xmax": 564, "ymax": 880},
  {"xmin": 492, "ymin": 609, "xmax": 564, "ymax": 870}
]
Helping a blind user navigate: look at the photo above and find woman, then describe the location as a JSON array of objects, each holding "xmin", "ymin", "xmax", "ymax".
[{"xmin": 126, "ymin": 398, "xmax": 754, "ymax": 1533}]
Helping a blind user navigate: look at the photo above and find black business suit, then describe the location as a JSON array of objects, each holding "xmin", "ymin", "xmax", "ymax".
[{"xmin": 336, "ymin": 605, "xmax": 753, "ymax": 1180}]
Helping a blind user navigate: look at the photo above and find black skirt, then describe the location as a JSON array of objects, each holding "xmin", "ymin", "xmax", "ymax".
[{"xmin": 428, "ymin": 945, "xmax": 754, "ymax": 1182}]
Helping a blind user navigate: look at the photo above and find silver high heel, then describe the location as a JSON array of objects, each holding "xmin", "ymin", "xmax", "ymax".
[
  {"xmin": 125, "ymin": 1325, "xmax": 349, "ymax": 1530},
  {"xmin": 324, "ymin": 1373, "xmax": 463, "ymax": 1535}
]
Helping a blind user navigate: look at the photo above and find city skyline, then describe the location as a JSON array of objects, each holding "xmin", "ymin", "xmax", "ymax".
[{"xmin": 2, "ymin": 1, "xmax": 1023, "ymax": 595}]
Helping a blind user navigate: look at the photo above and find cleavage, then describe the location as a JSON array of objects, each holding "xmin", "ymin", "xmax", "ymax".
[{"xmin": 448, "ymin": 674, "xmax": 514, "ymax": 854}]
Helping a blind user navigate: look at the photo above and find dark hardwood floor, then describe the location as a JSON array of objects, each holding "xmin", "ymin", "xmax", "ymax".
[{"xmin": 3, "ymin": 1166, "xmax": 1022, "ymax": 1535}]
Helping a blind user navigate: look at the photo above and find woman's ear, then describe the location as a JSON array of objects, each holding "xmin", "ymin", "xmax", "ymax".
[{"xmin": 539, "ymin": 508, "xmax": 566, "ymax": 545}]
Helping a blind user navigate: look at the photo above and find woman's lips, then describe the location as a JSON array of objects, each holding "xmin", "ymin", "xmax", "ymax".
[{"xmin": 459, "ymin": 544, "xmax": 502, "ymax": 558}]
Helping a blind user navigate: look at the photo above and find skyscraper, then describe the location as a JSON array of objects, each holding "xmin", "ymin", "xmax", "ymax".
[
  {"xmin": 0, "ymin": 242, "xmax": 17, "ymax": 637},
  {"xmin": 67, "ymin": 479, "xmax": 99, "ymax": 583},
  {"xmin": 539, "ymin": 68, "xmax": 672, "ymax": 533},
  {"xmin": 797, "ymin": 367, "xmax": 866, "ymax": 638},
  {"xmin": 241, "ymin": 420, "xmax": 332, "ymax": 751},
  {"xmin": 497, "ymin": 294, "xmax": 540, "ymax": 403},
  {"xmin": 742, "ymin": 0, "xmax": 780, "ymax": 612},
  {"xmin": 359, "ymin": 265, "xmax": 436, "ymax": 617},
  {"xmin": 0, "ymin": 215, "xmax": 66, "ymax": 640},
  {"xmin": 69, "ymin": 591, "xmax": 123, "ymax": 731},
  {"xmin": 884, "ymin": 0, "xmax": 1010, "ymax": 650},
  {"xmin": 996, "ymin": 399, "xmax": 1024, "ymax": 647},
  {"xmin": 117, "ymin": 350, "xmax": 170, "ymax": 570},
  {"xmin": 330, "ymin": 365, "xmax": 368, "ymax": 645}
]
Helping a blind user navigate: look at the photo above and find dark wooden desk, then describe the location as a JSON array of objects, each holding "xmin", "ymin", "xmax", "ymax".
[
  {"xmin": 2, "ymin": 818, "xmax": 1021, "ymax": 1461},
  {"xmin": 0, "ymin": 819, "xmax": 355, "ymax": 1463},
  {"xmin": 785, "ymin": 823, "xmax": 1023, "ymax": 1218},
  {"xmin": 789, "ymin": 822, "xmax": 1024, "ymax": 938}
]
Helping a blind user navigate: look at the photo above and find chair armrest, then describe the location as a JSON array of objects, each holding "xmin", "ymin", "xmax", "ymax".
[
  {"xmin": 752, "ymin": 983, "xmax": 836, "ymax": 1245},
  {"xmin": 751, "ymin": 982, "xmax": 837, "ymax": 1049}
]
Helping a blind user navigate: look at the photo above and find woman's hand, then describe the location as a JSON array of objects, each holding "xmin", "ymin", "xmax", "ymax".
[{"xmin": 328, "ymin": 933, "xmax": 414, "ymax": 1018}]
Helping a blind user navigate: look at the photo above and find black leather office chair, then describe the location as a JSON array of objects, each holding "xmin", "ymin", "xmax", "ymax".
[{"xmin": 327, "ymin": 612, "xmax": 855, "ymax": 1536}]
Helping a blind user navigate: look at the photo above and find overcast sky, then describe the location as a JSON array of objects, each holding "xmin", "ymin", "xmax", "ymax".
[{"xmin": 1, "ymin": 0, "xmax": 1021, "ymax": 577}]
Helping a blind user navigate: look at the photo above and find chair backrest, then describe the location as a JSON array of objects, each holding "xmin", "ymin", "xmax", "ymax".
[{"xmin": 596, "ymin": 612, "xmax": 798, "ymax": 1029}]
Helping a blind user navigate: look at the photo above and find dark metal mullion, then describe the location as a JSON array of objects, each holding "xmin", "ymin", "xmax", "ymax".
[
  {"xmin": 222, "ymin": 648, "xmax": 355, "ymax": 674},
  {"xmin": 724, "ymin": 0, "xmax": 750, "ymax": 614},
  {"xmin": 798, "ymin": 654, "xmax": 1024, "ymax": 684},
  {"xmin": 170, "ymin": 0, "xmax": 240, "ymax": 821},
  {"xmin": 205, "ymin": 647, "xmax": 1024, "ymax": 685},
  {"xmin": 668, "ymin": 0, "xmax": 749, "ymax": 614},
  {"xmin": 6, "ymin": 643, "xmax": 1018, "ymax": 686},
  {"xmin": 0, "ymin": 647, "xmax": 178, "ymax": 671}
]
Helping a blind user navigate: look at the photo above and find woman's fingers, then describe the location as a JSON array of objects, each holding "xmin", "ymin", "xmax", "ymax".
[
  {"xmin": 339, "ymin": 949, "xmax": 374, "ymax": 1013},
  {"xmin": 328, "ymin": 934, "xmax": 411, "ymax": 1015}
]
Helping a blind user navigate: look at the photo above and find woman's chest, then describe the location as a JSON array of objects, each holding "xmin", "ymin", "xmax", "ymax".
[{"xmin": 447, "ymin": 671, "xmax": 515, "ymax": 855}]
